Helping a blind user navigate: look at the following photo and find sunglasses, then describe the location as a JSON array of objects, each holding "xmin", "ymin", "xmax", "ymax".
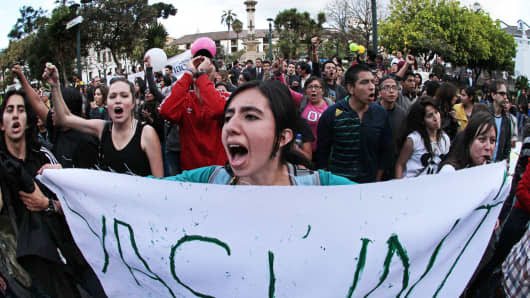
[{"xmin": 496, "ymin": 91, "xmax": 507, "ymax": 97}]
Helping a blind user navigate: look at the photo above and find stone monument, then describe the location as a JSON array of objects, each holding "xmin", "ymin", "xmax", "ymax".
[{"xmin": 241, "ymin": 1, "xmax": 264, "ymax": 62}]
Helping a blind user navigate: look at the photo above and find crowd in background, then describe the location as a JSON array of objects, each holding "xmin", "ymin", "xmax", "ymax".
[{"xmin": 0, "ymin": 35, "xmax": 529, "ymax": 297}]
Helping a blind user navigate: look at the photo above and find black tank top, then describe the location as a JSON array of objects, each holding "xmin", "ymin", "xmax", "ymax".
[{"xmin": 99, "ymin": 121, "xmax": 151, "ymax": 176}]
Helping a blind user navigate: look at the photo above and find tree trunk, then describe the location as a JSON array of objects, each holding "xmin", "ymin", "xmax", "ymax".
[
  {"xmin": 110, "ymin": 51, "xmax": 122, "ymax": 74},
  {"xmin": 58, "ymin": 59, "xmax": 68, "ymax": 85}
]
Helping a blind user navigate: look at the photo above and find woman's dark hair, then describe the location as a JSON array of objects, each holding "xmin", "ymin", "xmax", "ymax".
[
  {"xmin": 239, "ymin": 72, "xmax": 251, "ymax": 83},
  {"xmin": 94, "ymin": 84, "xmax": 108, "ymax": 105},
  {"xmin": 304, "ymin": 76, "xmax": 324, "ymax": 90},
  {"xmin": 438, "ymin": 111, "xmax": 496, "ymax": 170},
  {"xmin": 435, "ymin": 82, "xmax": 457, "ymax": 115},
  {"xmin": 397, "ymin": 96, "xmax": 443, "ymax": 155},
  {"xmin": 134, "ymin": 77, "xmax": 146, "ymax": 98},
  {"xmin": 59, "ymin": 87, "xmax": 83, "ymax": 117},
  {"xmin": 415, "ymin": 73, "xmax": 423, "ymax": 87},
  {"xmin": 424, "ymin": 80, "xmax": 440, "ymax": 97},
  {"xmin": 0, "ymin": 89, "xmax": 39, "ymax": 148},
  {"xmin": 162, "ymin": 75, "xmax": 172, "ymax": 87},
  {"xmin": 223, "ymin": 80, "xmax": 312, "ymax": 170},
  {"xmin": 462, "ymin": 86, "xmax": 476, "ymax": 103}
]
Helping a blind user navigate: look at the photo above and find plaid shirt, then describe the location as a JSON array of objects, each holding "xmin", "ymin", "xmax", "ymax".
[{"xmin": 502, "ymin": 224, "xmax": 530, "ymax": 297}]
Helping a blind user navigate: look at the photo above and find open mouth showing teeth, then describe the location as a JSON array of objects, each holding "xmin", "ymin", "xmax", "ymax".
[
  {"xmin": 228, "ymin": 144, "xmax": 248, "ymax": 159},
  {"xmin": 12, "ymin": 122, "xmax": 20, "ymax": 129},
  {"xmin": 114, "ymin": 107, "xmax": 124, "ymax": 114}
]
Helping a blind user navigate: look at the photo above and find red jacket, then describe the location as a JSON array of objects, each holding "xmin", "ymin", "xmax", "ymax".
[
  {"xmin": 515, "ymin": 158, "xmax": 530, "ymax": 215},
  {"xmin": 159, "ymin": 72, "xmax": 228, "ymax": 170}
]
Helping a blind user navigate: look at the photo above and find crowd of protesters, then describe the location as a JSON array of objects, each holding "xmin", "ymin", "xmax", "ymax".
[{"xmin": 0, "ymin": 35, "xmax": 528, "ymax": 297}]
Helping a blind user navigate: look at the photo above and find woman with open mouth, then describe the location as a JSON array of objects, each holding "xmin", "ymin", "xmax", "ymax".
[
  {"xmin": 437, "ymin": 111, "xmax": 496, "ymax": 172},
  {"xmin": 395, "ymin": 96, "xmax": 451, "ymax": 178},
  {"xmin": 163, "ymin": 80, "xmax": 354, "ymax": 186},
  {"xmin": 42, "ymin": 63, "xmax": 164, "ymax": 177}
]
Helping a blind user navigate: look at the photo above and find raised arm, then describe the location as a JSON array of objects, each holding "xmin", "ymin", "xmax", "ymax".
[
  {"xmin": 12, "ymin": 65, "xmax": 49, "ymax": 121},
  {"xmin": 143, "ymin": 56, "xmax": 165, "ymax": 102},
  {"xmin": 42, "ymin": 64, "xmax": 105, "ymax": 138},
  {"xmin": 310, "ymin": 36, "xmax": 321, "ymax": 77},
  {"xmin": 396, "ymin": 55, "xmax": 415, "ymax": 79},
  {"xmin": 194, "ymin": 57, "xmax": 227, "ymax": 119},
  {"xmin": 158, "ymin": 57, "xmax": 200, "ymax": 123}
]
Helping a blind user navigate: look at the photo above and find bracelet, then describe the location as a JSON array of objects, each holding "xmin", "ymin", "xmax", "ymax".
[
  {"xmin": 194, "ymin": 71, "xmax": 207, "ymax": 79},
  {"xmin": 44, "ymin": 199, "xmax": 58, "ymax": 213},
  {"xmin": 44, "ymin": 199, "xmax": 54, "ymax": 213}
]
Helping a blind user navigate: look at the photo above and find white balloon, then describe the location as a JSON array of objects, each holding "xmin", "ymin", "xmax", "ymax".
[{"xmin": 144, "ymin": 48, "xmax": 168, "ymax": 72}]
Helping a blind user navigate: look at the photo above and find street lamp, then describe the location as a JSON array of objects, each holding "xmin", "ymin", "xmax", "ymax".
[{"xmin": 267, "ymin": 18, "xmax": 273, "ymax": 60}]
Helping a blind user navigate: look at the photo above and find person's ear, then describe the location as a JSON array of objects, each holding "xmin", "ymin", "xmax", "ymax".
[
  {"xmin": 279, "ymin": 128, "xmax": 293, "ymax": 148},
  {"xmin": 346, "ymin": 83, "xmax": 355, "ymax": 97}
]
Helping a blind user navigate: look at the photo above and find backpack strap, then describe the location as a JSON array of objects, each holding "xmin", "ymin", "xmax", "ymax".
[
  {"xmin": 298, "ymin": 96, "xmax": 309, "ymax": 113},
  {"xmin": 287, "ymin": 163, "xmax": 321, "ymax": 185},
  {"xmin": 207, "ymin": 166, "xmax": 234, "ymax": 185}
]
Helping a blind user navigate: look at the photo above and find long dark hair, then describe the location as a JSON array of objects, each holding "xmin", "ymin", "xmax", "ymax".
[
  {"xmin": 397, "ymin": 96, "xmax": 442, "ymax": 155},
  {"xmin": 435, "ymin": 82, "xmax": 457, "ymax": 115},
  {"xmin": 462, "ymin": 86, "xmax": 476, "ymax": 104},
  {"xmin": 438, "ymin": 112, "xmax": 496, "ymax": 170},
  {"xmin": 223, "ymin": 80, "xmax": 312, "ymax": 169},
  {"xmin": 0, "ymin": 89, "xmax": 39, "ymax": 149}
]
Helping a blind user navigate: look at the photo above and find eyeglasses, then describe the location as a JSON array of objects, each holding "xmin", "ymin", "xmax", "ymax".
[
  {"xmin": 306, "ymin": 85, "xmax": 322, "ymax": 90},
  {"xmin": 381, "ymin": 85, "xmax": 398, "ymax": 91},
  {"xmin": 496, "ymin": 91, "xmax": 507, "ymax": 97}
]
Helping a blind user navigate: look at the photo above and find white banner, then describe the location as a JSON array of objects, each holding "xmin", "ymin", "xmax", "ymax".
[
  {"xmin": 127, "ymin": 50, "xmax": 192, "ymax": 83},
  {"xmin": 39, "ymin": 162, "xmax": 510, "ymax": 298}
]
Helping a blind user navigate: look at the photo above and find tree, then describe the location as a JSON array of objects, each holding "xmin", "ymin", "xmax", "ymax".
[
  {"xmin": 145, "ymin": 23, "xmax": 169, "ymax": 50},
  {"xmin": 8, "ymin": 6, "xmax": 48, "ymax": 40},
  {"xmin": 380, "ymin": 0, "xmax": 516, "ymax": 79},
  {"xmin": 326, "ymin": 0, "xmax": 388, "ymax": 52},
  {"xmin": 515, "ymin": 76, "xmax": 529, "ymax": 91},
  {"xmin": 2, "ymin": 4, "xmax": 84, "ymax": 82},
  {"xmin": 274, "ymin": 9, "xmax": 326, "ymax": 58},
  {"xmin": 326, "ymin": 0, "xmax": 388, "ymax": 51},
  {"xmin": 221, "ymin": 10, "xmax": 237, "ymax": 33},
  {"xmin": 232, "ymin": 19, "xmax": 243, "ymax": 41},
  {"xmin": 82, "ymin": 0, "xmax": 177, "ymax": 70}
]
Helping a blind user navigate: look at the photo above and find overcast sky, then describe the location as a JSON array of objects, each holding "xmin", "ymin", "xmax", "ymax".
[{"xmin": 1, "ymin": 0, "xmax": 528, "ymax": 50}]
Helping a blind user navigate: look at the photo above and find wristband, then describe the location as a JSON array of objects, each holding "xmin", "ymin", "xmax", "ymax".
[{"xmin": 194, "ymin": 71, "xmax": 207, "ymax": 79}]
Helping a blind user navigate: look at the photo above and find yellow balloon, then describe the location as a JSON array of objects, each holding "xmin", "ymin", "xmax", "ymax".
[{"xmin": 358, "ymin": 45, "xmax": 366, "ymax": 54}]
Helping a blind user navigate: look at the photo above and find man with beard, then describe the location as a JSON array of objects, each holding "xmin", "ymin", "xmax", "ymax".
[
  {"xmin": 488, "ymin": 80, "xmax": 512, "ymax": 162},
  {"xmin": 317, "ymin": 64, "xmax": 393, "ymax": 183},
  {"xmin": 377, "ymin": 76, "xmax": 407, "ymax": 180},
  {"xmin": 0, "ymin": 89, "xmax": 105, "ymax": 297},
  {"xmin": 319, "ymin": 61, "xmax": 348, "ymax": 102},
  {"xmin": 286, "ymin": 62, "xmax": 301, "ymax": 93},
  {"xmin": 310, "ymin": 37, "xmax": 347, "ymax": 102}
]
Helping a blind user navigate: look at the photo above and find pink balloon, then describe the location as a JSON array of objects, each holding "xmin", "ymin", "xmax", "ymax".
[{"xmin": 191, "ymin": 37, "xmax": 216, "ymax": 58}]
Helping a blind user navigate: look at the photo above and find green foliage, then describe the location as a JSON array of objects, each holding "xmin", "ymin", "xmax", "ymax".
[
  {"xmin": 516, "ymin": 76, "xmax": 529, "ymax": 90},
  {"xmin": 221, "ymin": 10, "xmax": 237, "ymax": 32},
  {"xmin": 380, "ymin": 0, "xmax": 516, "ymax": 74},
  {"xmin": 82, "ymin": 0, "xmax": 177, "ymax": 70},
  {"xmin": 232, "ymin": 19, "xmax": 243, "ymax": 39},
  {"xmin": 8, "ymin": 6, "xmax": 48, "ymax": 40},
  {"xmin": 274, "ymin": 9, "xmax": 326, "ymax": 58},
  {"xmin": 164, "ymin": 45, "xmax": 185, "ymax": 58},
  {"xmin": 145, "ymin": 23, "xmax": 169, "ymax": 50}
]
